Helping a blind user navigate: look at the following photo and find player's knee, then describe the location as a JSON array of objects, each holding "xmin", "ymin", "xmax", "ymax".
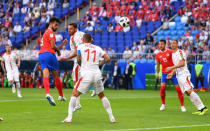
[
  {"xmin": 186, "ymin": 89, "xmax": 193, "ymax": 96},
  {"xmin": 98, "ymin": 92, "xmax": 105, "ymax": 99},
  {"xmin": 9, "ymin": 80, "xmax": 13, "ymax": 84}
]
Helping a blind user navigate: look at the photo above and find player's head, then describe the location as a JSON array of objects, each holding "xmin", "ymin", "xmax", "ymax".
[
  {"xmin": 158, "ymin": 39, "xmax": 166, "ymax": 51},
  {"xmin": 5, "ymin": 44, "xmax": 12, "ymax": 53},
  {"xmin": 171, "ymin": 39, "xmax": 178, "ymax": 50},
  {"xmin": 82, "ymin": 34, "xmax": 93, "ymax": 43},
  {"xmin": 49, "ymin": 17, "xmax": 60, "ymax": 32},
  {"xmin": 68, "ymin": 23, "xmax": 77, "ymax": 35}
]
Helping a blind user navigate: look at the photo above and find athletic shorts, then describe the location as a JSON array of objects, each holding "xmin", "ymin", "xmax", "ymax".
[
  {"xmin": 72, "ymin": 63, "xmax": 80, "ymax": 82},
  {"xmin": 7, "ymin": 70, "xmax": 19, "ymax": 82},
  {"xmin": 38, "ymin": 52, "xmax": 58, "ymax": 71},
  {"xmin": 177, "ymin": 74, "xmax": 194, "ymax": 93},
  {"xmin": 74, "ymin": 72, "xmax": 104, "ymax": 94},
  {"xmin": 161, "ymin": 74, "xmax": 178, "ymax": 85}
]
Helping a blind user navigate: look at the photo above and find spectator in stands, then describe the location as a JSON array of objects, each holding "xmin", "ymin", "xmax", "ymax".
[
  {"xmin": 152, "ymin": 38, "xmax": 159, "ymax": 47},
  {"xmin": 85, "ymin": 23, "xmax": 94, "ymax": 32},
  {"xmin": 0, "ymin": 9, "xmax": 4, "ymax": 18},
  {"xmin": 39, "ymin": 0, "xmax": 47, "ymax": 8},
  {"xmin": 55, "ymin": 31, "xmax": 63, "ymax": 42},
  {"xmin": 24, "ymin": 14, "xmax": 30, "ymax": 23},
  {"xmin": 3, "ymin": 37, "xmax": 12, "ymax": 46},
  {"xmin": 61, "ymin": 46, "xmax": 69, "ymax": 57},
  {"xmin": 123, "ymin": 60, "xmax": 133, "ymax": 90},
  {"xmin": 178, "ymin": 38, "xmax": 184, "ymax": 48},
  {"xmin": 114, "ymin": 23, "xmax": 123, "ymax": 32},
  {"xmin": 162, "ymin": 18, "xmax": 169, "ymax": 30},
  {"xmin": 131, "ymin": 42, "xmax": 138, "ymax": 51},
  {"xmin": 48, "ymin": 0, "xmax": 55, "ymax": 10},
  {"xmin": 112, "ymin": 61, "xmax": 121, "ymax": 90},
  {"xmin": 107, "ymin": 23, "xmax": 114, "ymax": 32},
  {"xmin": 132, "ymin": 47, "xmax": 140, "ymax": 59},
  {"xmin": 8, "ymin": 27, "xmax": 14, "ymax": 37},
  {"xmin": 47, "ymin": 8, "xmax": 54, "ymax": 17},
  {"xmin": 199, "ymin": 31, "xmax": 208, "ymax": 43},
  {"xmin": 63, "ymin": 0, "xmax": 69, "ymax": 8},
  {"xmin": 136, "ymin": 15, "xmax": 142, "ymax": 29},
  {"xmin": 178, "ymin": 6, "xmax": 185, "ymax": 16},
  {"xmin": 203, "ymin": 46, "xmax": 210, "ymax": 61},
  {"xmin": 123, "ymin": 47, "xmax": 132, "ymax": 59},
  {"xmin": 107, "ymin": 47, "xmax": 115, "ymax": 58},
  {"xmin": 145, "ymin": 32, "xmax": 153, "ymax": 45},
  {"xmin": 0, "ymin": 37, "xmax": 3, "ymax": 46},
  {"xmin": 95, "ymin": 23, "xmax": 103, "ymax": 32},
  {"xmin": 103, "ymin": 47, "xmax": 107, "ymax": 53},
  {"xmin": 114, "ymin": 12, "xmax": 121, "ymax": 23},
  {"xmin": 139, "ymin": 40, "xmax": 146, "ymax": 58},
  {"xmin": 13, "ymin": 22, "xmax": 22, "ymax": 34},
  {"xmin": 23, "ymin": 23, "xmax": 31, "ymax": 32},
  {"xmin": 123, "ymin": 25, "xmax": 130, "ymax": 32},
  {"xmin": 21, "ymin": 5, "xmax": 28, "ymax": 14},
  {"xmin": 13, "ymin": 5, "xmax": 20, "ymax": 14},
  {"xmin": 164, "ymin": 6, "xmax": 172, "ymax": 18}
]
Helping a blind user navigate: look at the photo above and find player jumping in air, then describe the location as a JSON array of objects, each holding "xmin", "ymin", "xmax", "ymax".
[
  {"xmin": 155, "ymin": 39, "xmax": 186, "ymax": 112},
  {"xmin": 166, "ymin": 40, "xmax": 208, "ymax": 115},
  {"xmin": 62, "ymin": 34, "xmax": 116, "ymax": 123},
  {"xmin": 60, "ymin": 23, "xmax": 84, "ymax": 111},
  {"xmin": 1, "ymin": 44, "xmax": 22, "ymax": 98},
  {"xmin": 38, "ymin": 17, "xmax": 68, "ymax": 106}
]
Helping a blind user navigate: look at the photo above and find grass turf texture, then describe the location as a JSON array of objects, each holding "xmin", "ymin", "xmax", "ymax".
[{"xmin": 0, "ymin": 88, "xmax": 209, "ymax": 131}]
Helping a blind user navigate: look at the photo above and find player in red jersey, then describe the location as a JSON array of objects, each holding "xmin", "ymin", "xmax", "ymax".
[
  {"xmin": 38, "ymin": 17, "xmax": 68, "ymax": 106},
  {"xmin": 155, "ymin": 39, "xmax": 186, "ymax": 112}
]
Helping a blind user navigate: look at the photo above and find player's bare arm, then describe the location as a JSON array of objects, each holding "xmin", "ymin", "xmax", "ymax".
[
  {"xmin": 1, "ymin": 60, "xmax": 5, "ymax": 73},
  {"xmin": 99, "ymin": 54, "xmax": 110, "ymax": 65},
  {"xmin": 77, "ymin": 54, "xmax": 81, "ymax": 66},
  {"xmin": 60, "ymin": 48, "xmax": 77, "ymax": 61},
  {"xmin": 166, "ymin": 60, "xmax": 185, "ymax": 72},
  {"xmin": 57, "ymin": 39, "xmax": 68, "ymax": 49},
  {"xmin": 156, "ymin": 61, "xmax": 160, "ymax": 79},
  {"xmin": 50, "ymin": 39, "xmax": 61, "ymax": 56},
  {"xmin": 17, "ymin": 57, "xmax": 21, "ymax": 68},
  {"xmin": 166, "ymin": 69, "xmax": 175, "ymax": 79}
]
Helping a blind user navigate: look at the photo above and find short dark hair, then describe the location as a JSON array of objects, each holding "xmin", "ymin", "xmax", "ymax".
[
  {"xmin": 69, "ymin": 23, "xmax": 77, "ymax": 28},
  {"xmin": 159, "ymin": 39, "xmax": 166, "ymax": 44},
  {"xmin": 49, "ymin": 17, "xmax": 60, "ymax": 23},
  {"xmin": 172, "ymin": 39, "xmax": 178, "ymax": 43},
  {"xmin": 83, "ymin": 34, "xmax": 92, "ymax": 42}
]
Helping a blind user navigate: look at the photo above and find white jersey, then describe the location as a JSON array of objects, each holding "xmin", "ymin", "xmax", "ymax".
[
  {"xmin": 77, "ymin": 43, "xmax": 106, "ymax": 75},
  {"xmin": 70, "ymin": 30, "xmax": 85, "ymax": 63},
  {"xmin": 172, "ymin": 49, "xmax": 190, "ymax": 76},
  {"xmin": 2, "ymin": 52, "xmax": 19, "ymax": 72}
]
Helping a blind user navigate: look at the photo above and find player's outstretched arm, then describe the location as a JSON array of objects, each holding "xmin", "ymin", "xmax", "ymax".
[
  {"xmin": 166, "ymin": 60, "xmax": 185, "ymax": 72},
  {"xmin": 99, "ymin": 54, "xmax": 110, "ymax": 65},
  {"xmin": 60, "ymin": 49, "xmax": 77, "ymax": 61},
  {"xmin": 50, "ymin": 39, "xmax": 61, "ymax": 56},
  {"xmin": 17, "ymin": 58, "xmax": 21, "ymax": 68},
  {"xmin": 57, "ymin": 39, "xmax": 68, "ymax": 49},
  {"xmin": 1, "ymin": 60, "xmax": 5, "ymax": 73}
]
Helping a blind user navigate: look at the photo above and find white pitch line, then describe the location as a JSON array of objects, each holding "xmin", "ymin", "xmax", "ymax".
[
  {"xmin": 104, "ymin": 124, "xmax": 210, "ymax": 131},
  {"xmin": 0, "ymin": 96, "xmax": 179, "ymax": 103}
]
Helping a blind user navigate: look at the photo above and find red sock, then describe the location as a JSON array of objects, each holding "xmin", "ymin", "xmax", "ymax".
[
  {"xmin": 54, "ymin": 77, "xmax": 63, "ymax": 97},
  {"xmin": 160, "ymin": 86, "xmax": 166, "ymax": 104},
  {"xmin": 43, "ymin": 77, "xmax": 50, "ymax": 95},
  {"xmin": 176, "ymin": 87, "xmax": 184, "ymax": 106}
]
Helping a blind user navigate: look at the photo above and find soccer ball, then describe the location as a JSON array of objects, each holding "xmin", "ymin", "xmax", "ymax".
[{"xmin": 119, "ymin": 17, "xmax": 130, "ymax": 27}]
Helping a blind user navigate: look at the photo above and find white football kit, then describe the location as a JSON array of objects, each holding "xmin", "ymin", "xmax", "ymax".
[
  {"xmin": 70, "ymin": 30, "xmax": 85, "ymax": 81},
  {"xmin": 172, "ymin": 49, "xmax": 193, "ymax": 93},
  {"xmin": 75, "ymin": 43, "xmax": 106, "ymax": 94},
  {"xmin": 2, "ymin": 52, "xmax": 20, "ymax": 82}
]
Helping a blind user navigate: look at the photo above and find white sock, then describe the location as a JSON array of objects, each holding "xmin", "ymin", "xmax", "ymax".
[
  {"xmin": 101, "ymin": 96, "xmax": 113, "ymax": 116},
  {"xmin": 68, "ymin": 96, "xmax": 77, "ymax": 119},
  {"xmin": 16, "ymin": 82, "xmax": 21, "ymax": 93},
  {"xmin": 189, "ymin": 91, "xmax": 205, "ymax": 110},
  {"xmin": 76, "ymin": 96, "xmax": 81, "ymax": 107}
]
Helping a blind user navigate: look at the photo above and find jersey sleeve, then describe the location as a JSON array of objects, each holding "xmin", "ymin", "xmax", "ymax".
[
  {"xmin": 48, "ymin": 31, "xmax": 55, "ymax": 41},
  {"xmin": 98, "ymin": 47, "xmax": 106, "ymax": 57},
  {"xmin": 1, "ymin": 55, "xmax": 5, "ymax": 61},
  {"xmin": 178, "ymin": 50, "xmax": 185, "ymax": 61},
  {"xmin": 77, "ymin": 45, "xmax": 82, "ymax": 55}
]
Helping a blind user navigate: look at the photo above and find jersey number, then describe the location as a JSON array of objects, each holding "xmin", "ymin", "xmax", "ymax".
[{"xmin": 85, "ymin": 49, "xmax": 96, "ymax": 62}]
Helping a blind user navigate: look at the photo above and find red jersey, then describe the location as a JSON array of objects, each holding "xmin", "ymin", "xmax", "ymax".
[
  {"xmin": 39, "ymin": 28, "xmax": 56, "ymax": 54},
  {"xmin": 155, "ymin": 49, "xmax": 174, "ymax": 74}
]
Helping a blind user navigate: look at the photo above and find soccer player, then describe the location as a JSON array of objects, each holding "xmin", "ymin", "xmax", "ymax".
[
  {"xmin": 1, "ymin": 44, "xmax": 22, "ymax": 98},
  {"xmin": 60, "ymin": 23, "xmax": 84, "ymax": 111},
  {"xmin": 166, "ymin": 40, "xmax": 208, "ymax": 115},
  {"xmin": 62, "ymin": 34, "xmax": 116, "ymax": 123},
  {"xmin": 156, "ymin": 39, "xmax": 186, "ymax": 112},
  {"xmin": 38, "ymin": 17, "xmax": 68, "ymax": 106}
]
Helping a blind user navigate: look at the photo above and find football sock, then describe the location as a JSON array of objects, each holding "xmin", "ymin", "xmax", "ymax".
[
  {"xmin": 68, "ymin": 96, "xmax": 77, "ymax": 118},
  {"xmin": 16, "ymin": 82, "xmax": 21, "ymax": 93},
  {"xmin": 76, "ymin": 96, "xmax": 81, "ymax": 107},
  {"xmin": 160, "ymin": 86, "xmax": 166, "ymax": 105},
  {"xmin": 189, "ymin": 91, "xmax": 205, "ymax": 110},
  {"xmin": 43, "ymin": 77, "xmax": 50, "ymax": 95},
  {"xmin": 176, "ymin": 87, "xmax": 184, "ymax": 106},
  {"xmin": 101, "ymin": 96, "xmax": 113, "ymax": 116},
  {"xmin": 54, "ymin": 77, "xmax": 63, "ymax": 97}
]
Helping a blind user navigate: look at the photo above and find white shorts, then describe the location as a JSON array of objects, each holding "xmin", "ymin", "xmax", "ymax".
[
  {"xmin": 74, "ymin": 72, "xmax": 104, "ymax": 94},
  {"xmin": 72, "ymin": 64, "xmax": 80, "ymax": 82},
  {"xmin": 177, "ymin": 74, "xmax": 194, "ymax": 93},
  {"xmin": 7, "ymin": 70, "xmax": 19, "ymax": 82}
]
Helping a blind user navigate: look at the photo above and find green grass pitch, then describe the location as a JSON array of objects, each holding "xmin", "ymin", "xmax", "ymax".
[{"xmin": 0, "ymin": 88, "xmax": 210, "ymax": 131}]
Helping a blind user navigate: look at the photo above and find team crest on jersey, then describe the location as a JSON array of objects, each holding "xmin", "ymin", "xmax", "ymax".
[
  {"xmin": 166, "ymin": 54, "xmax": 169, "ymax": 56},
  {"xmin": 50, "ymin": 33, "xmax": 54, "ymax": 38},
  {"xmin": 160, "ymin": 55, "xmax": 162, "ymax": 58}
]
